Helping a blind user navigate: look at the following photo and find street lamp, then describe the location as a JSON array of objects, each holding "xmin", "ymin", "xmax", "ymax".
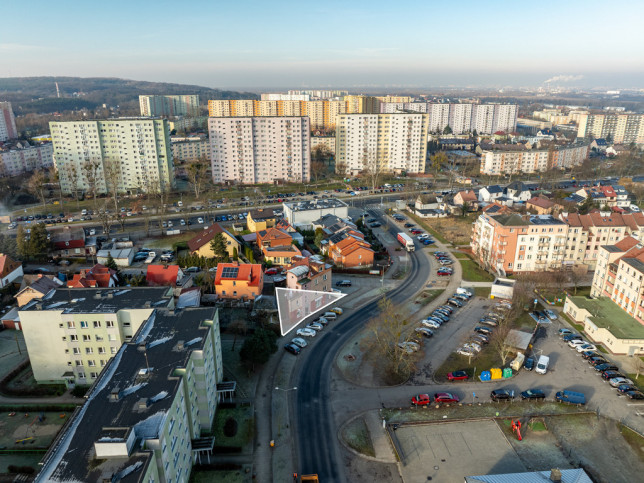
[{"xmin": 275, "ymin": 386, "xmax": 298, "ymax": 391}]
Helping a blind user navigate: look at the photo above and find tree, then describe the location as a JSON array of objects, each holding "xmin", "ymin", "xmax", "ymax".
[
  {"xmin": 103, "ymin": 159, "xmax": 122, "ymax": 214},
  {"xmin": 28, "ymin": 223, "xmax": 50, "ymax": 261},
  {"xmin": 210, "ymin": 233, "xmax": 228, "ymax": 259},
  {"xmin": 362, "ymin": 148, "xmax": 385, "ymax": 191},
  {"xmin": 568, "ymin": 267, "xmax": 586, "ymax": 295},
  {"xmin": 430, "ymin": 151, "xmax": 448, "ymax": 179},
  {"xmin": 461, "ymin": 201, "xmax": 470, "ymax": 217},
  {"xmin": 490, "ymin": 322, "xmax": 514, "ymax": 366},
  {"xmin": 314, "ymin": 227, "xmax": 325, "ymax": 247},
  {"xmin": 97, "ymin": 203, "xmax": 117, "ymax": 237},
  {"xmin": 311, "ymin": 145, "xmax": 333, "ymax": 181},
  {"xmin": 16, "ymin": 225, "xmax": 29, "ymax": 260},
  {"xmin": 229, "ymin": 318, "xmax": 248, "ymax": 352},
  {"xmin": 28, "ymin": 169, "xmax": 49, "ymax": 209},
  {"xmin": 443, "ymin": 125, "xmax": 453, "ymax": 135},
  {"xmin": 232, "ymin": 247, "xmax": 238, "ymax": 261},
  {"xmin": 365, "ymin": 297, "xmax": 416, "ymax": 384},
  {"xmin": 186, "ymin": 157, "xmax": 209, "ymax": 199},
  {"xmin": 65, "ymin": 165, "xmax": 82, "ymax": 206},
  {"xmin": 104, "ymin": 252, "xmax": 118, "ymax": 271},
  {"xmin": 0, "ymin": 234, "xmax": 18, "ymax": 259},
  {"xmin": 239, "ymin": 328, "xmax": 277, "ymax": 371},
  {"xmin": 81, "ymin": 160, "xmax": 101, "ymax": 209}
]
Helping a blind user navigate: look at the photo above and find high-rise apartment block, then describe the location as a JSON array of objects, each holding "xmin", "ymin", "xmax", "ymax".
[
  {"xmin": 288, "ymin": 89, "xmax": 348, "ymax": 99},
  {"xmin": 335, "ymin": 113, "xmax": 428, "ymax": 175},
  {"xmin": 0, "ymin": 141, "xmax": 54, "ymax": 177},
  {"xmin": 208, "ymin": 117, "xmax": 310, "ymax": 184},
  {"xmin": 577, "ymin": 113, "xmax": 644, "ymax": 144},
  {"xmin": 261, "ymin": 93, "xmax": 310, "ymax": 101},
  {"xmin": 480, "ymin": 144, "xmax": 590, "ymax": 175},
  {"xmin": 208, "ymin": 99, "xmax": 347, "ymax": 131},
  {"xmin": 138, "ymin": 94, "xmax": 200, "ymax": 117},
  {"xmin": 36, "ymin": 306, "xmax": 224, "ymax": 483},
  {"xmin": 380, "ymin": 102, "xmax": 518, "ymax": 134},
  {"xmin": 50, "ymin": 118, "xmax": 174, "ymax": 195},
  {"xmin": 0, "ymin": 101, "xmax": 18, "ymax": 141},
  {"xmin": 171, "ymin": 137, "xmax": 210, "ymax": 161}
]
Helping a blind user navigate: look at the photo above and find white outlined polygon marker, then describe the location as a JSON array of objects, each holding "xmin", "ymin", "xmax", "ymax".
[{"xmin": 276, "ymin": 287, "xmax": 347, "ymax": 336}]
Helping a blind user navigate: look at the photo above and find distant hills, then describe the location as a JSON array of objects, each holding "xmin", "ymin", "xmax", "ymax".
[{"xmin": 0, "ymin": 76, "xmax": 258, "ymax": 115}]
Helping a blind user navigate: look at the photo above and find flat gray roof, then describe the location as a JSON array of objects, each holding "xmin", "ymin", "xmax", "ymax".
[{"xmin": 284, "ymin": 198, "xmax": 347, "ymax": 211}]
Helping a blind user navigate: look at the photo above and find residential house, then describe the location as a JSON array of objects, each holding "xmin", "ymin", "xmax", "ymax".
[
  {"xmin": 146, "ymin": 264, "xmax": 184, "ymax": 287},
  {"xmin": 329, "ymin": 234, "xmax": 375, "ymax": 268},
  {"xmin": 96, "ymin": 247, "xmax": 134, "ymax": 267},
  {"xmin": 453, "ymin": 190, "xmax": 478, "ymax": 209},
  {"xmin": 526, "ymin": 196, "xmax": 562, "ymax": 215},
  {"xmin": 286, "ymin": 255, "xmax": 332, "ymax": 291},
  {"xmin": 188, "ymin": 223, "xmax": 239, "ymax": 258},
  {"xmin": 50, "ymin": 226, "xmax": 86, "ymax": 258},
  {"xmin": 67, "ymin": 264, "xmax": 118, "ymax": 288},
  {"xmin": 276, "ymin": 219, "xmax": 304, "ymax": 246},
  {"xmin": 15, "ymin": 274, "xmax": 61, "ymax": 307},
  {"xmin": 590, "ymin": 138, "xmax": 609, "ymax": 151},
  {"xmin": 214, "ymin": 262, "xmax": 264, "ymax": 300},
  {"xmin": 263, "ymin": 245, "xmax": 302, "ymax": 266},
  {"xmin": 478, "ymin": 185, "xmax": 504, "ymax": 203},
  {"xmin": 247, "ymin": 209, "xmax": 277, "ymax": 232},
  {"xmin": 0, "ymin": 254, "xmax": 23, "ymax": 288},
  {"xmin": 415, "ymin": 194, "xmax": 441, "ymax": 211},
  {"xmin": 504, "ymin": 181, "xmax": 532, "ymax": 202},
  {"xmin": 256, "ymin": 227, "xmax": 292, "ymax": 249},
  {"xmin": 481, "ymin": 202, "xmax": 514, "ymax": 215},
  {"xmin": 311, "ymin": 214, "xmax": 358, "ymax": 238}
]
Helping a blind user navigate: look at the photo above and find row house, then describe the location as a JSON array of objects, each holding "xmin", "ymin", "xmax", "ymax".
[
  {"xmin": 574, "ymin": 185, "xmax": 631, "ymax": 208},
  {"xmin": 591, "ymin": 236, "xmax": 644, "ymax": 323}
]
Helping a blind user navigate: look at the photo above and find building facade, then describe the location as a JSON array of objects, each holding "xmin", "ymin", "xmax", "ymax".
[
  {"xmin": 208, "ymin": 117, "xmax": 310, "ymax": 184},
  {"xmin": 18, "ymin": 287, "xmax": 174, "ymax": 385},
  {"xmin": 171, "ymin": 137, "xmax": 211, "ymax": 161},
  {"xmin": 0, "ymin": 141, "xmax": 54, "ymax": 177},
  {"xmin": 335, "ymin": 113, "xmax": 428, "ymax": 175},
  {"xmin": 0, "ymin": 101, "xmax": 18, "ymax": 141},
  {"xmin": 284, "ymin": 198, "xmax": 348, "ymax": 227},
  {"xmin": 36, "ymin": 307, "xmax": 223, "ymax": 483},
  {"xmin": 139, "ymin": 95, "xmax": 200, "ymax": 117},
  {"xmin": 577, "ymin": 113, "xmax": 644, "ymax": 144},
  {"xmin": 50, "ymin": 118, "xmax": 174, "ymax": 195},
  {"xmin": 480, "ymin": 144, "xmax": 589, "ymax": 175}
]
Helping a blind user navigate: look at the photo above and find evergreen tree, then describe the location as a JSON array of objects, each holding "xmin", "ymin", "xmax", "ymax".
[
  {"xmin": 105, "ymin": 252, "xmax": 118, "ymax": 271},
  {"xmin": 239, "ymin": 328, "xmax": 278, "ymax": 371},
  {"xmin": 16, "ymin": 225, "xmax": 29, "ymax": 260},
  {"xmin": 210, "ymin": 233, "xmax": 228, "ymax": 260},
  {"xmin": 28, "ymin": 223, "xmax": 50, "ymax": 261},
  {"xmin": 443, "ymin": 125, "xmax": 453, "ymax": 135}
]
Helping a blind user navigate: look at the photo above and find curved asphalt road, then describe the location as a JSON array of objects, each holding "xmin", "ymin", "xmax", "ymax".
[{"xmin": 294, "ymin": 221, "xmax": 431, "ymax": 481}]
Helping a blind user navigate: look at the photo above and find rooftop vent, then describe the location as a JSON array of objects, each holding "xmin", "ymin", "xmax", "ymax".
[{"xmin": 549, "ymin": 468, "xmax": 562, "ymax": 482}]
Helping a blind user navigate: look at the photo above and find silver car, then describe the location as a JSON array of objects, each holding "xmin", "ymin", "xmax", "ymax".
[{"xmin": 291, "ymin": 337, "xmax": 308, "ymax": 348}]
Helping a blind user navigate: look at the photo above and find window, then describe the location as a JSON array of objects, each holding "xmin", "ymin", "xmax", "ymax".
[
  {"xmin": 90, "ymin": 372, "xmax": 98, "ymax": 378},
  {"xmin": 111, "ymin": 347, "xmax": 117, "ymax": 354},
  {"xmin": 67, "ymin": 322, "xmax": 75, "ymax": 329},
  {"xmin": 106, "ymin": 320, "xmax": 114, "ymax": 328},
  {"xmin": 75, "ymin": 360, "xmax": 83, "ymax": 366},
  {"xmin": 78, "ymin": 372, "xmax": 85, "ymax": 379},
  {"xmin": 88, "ymin": 360, "xmax": 96, "ymax": 367},
  {"xmin": 93, "ymin": 321, "xmax": 101, "ymax": 328},
  {"xmin": 70, "ymin": 335, "xmax": 78, "ymax": 342},
  {"xmin": 73, "ymin": 347, "xmax": 81, "ymax": 355},
  {"xmin": 83, "ymin": 335, "xmax": 91, "ymax": 342},
  {"xmin": 61, "ymin": 336, "xmax": 67, "ymax": 341},
  {"xmin": 80, "ymin": 321, "xmax": 88, "ymax": 329},
  {"xmin": 98, "ymin": 347, "xmax": 106, "ymax": 354},
  {"xmin": 86, "ymin": 348, "xmax": 93, "ymax": 354}
]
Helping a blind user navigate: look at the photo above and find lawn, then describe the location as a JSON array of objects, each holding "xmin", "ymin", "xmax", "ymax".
[
  {"xmin": 416, "ymin": 289, "xmax": 444, "ymax": 306},
  {"xmin": 451, "ymin": 251, "xmax": 470, "ymax": 259},
  {"xmin": 0, "ymin": 453, "xmax": 43, "ymax": 475},
  {"xmin": 341, "ymin": 417, "xmax": 375, "ymax": 457},
  {"xmin": 434, "ymin": 348, "xmax": 504, "ymax": 383},
  {"xmin": 190, "ymin": 468, "xmax": 248, "ymax": 483},
  {"xmin": 474, "ymin": 287, "xmax": 491, "ymax": 299},
  {"xmin": 405, "ymin": 212, "xmax": 450, "ymax": 244},
  {"xmin": 145, "ymin": 231, "xmax": 196, "ymax": 250},
  {"xmin": 619, "ymin": 423, "xmax": 644, "ymax": 455},
  {"xmin": 211, "ymin": 405, "xmax": 254, "ymax": 451},
  {"xmin": 459, "ymin": 259, "xmax": 495, "ymax": 282}
]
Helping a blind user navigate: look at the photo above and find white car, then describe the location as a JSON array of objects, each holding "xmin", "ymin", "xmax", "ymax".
[
  {"xmin": 610, "ymin": 377, "xmax": 633, "ymax": 388},
  {"xmin": 576, "ymin": 343, "xmax": 597, "ymax": 353},
  {"xmin": 291, "ymin": 337, "xmax": 308, "ymax": 348},
  {"xmin": 306, "ymin": 322, "xmax": 323, "ymax": 332},
  {"xmin": 296, "ymin": 328, "xmax": 316, "ymax": 338},
  {"xmin": 197, "ymin": 217, "xmax": 204, "ymax": 224},
  {"xmin": 398, "ymin": 342, "xmax": 419, "ymax": 354},
  {"xmin": 89, "ymin": 228, "xmax": 96, "ymax": 236},
  {"xmin": 463, "ymin": 342, "xmax": 482, "ymax": 353},
  {"xmin": 167, "ymin": 221, "xmax": 173, "ymax": 227},
  {"xmin": 422, "ymin": 319, "xmax": 441, "ymax": 329},
  {"xmin": 180, "ymin": 219, "xmax": 186, "ymax": 226},
  {"xmin": 456, "ymin": 347, "xmax": 476, "ymax": 357},
  {"xmin": 568, "ymin": 339, "xmax": 586, "ymax": 349}
]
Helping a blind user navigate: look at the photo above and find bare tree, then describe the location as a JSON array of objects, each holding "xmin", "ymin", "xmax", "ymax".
[
  {"xmin": 430, "ymin": 151, "xmax": 447, "ymax": 180},
  {"xmin": 634, "ymin": 357, "xmax": 644, "ymax": 380},
  {"xmin": 568, "ymin": 267, "xmax": 586, "ymax": 295},
  {"xmin": 103, "ymin": 159, "xmax": 122, "ymax": 214},
  {"xmin": 365, "ymin": 297, "xmax": 416, "ymax": 383},
  {"xmin": 97, "ymin": 202, "xmax": 117, "ymax": 236},
  {"xmin": 490, "ymin": 318, "xmax": 514, "ymax": 365},
  {"xmin": 362, "ymin": 148, "xmax": 386, "ymax": 191},
  {"xmin": 65, "ymin": 165, "xmax": 81, "ymax": 207},
  {"xmin": 186, "ymin": 156, "xmax": 209, "ymax": 199},
  {"xmin": 28, "ymin": 169, "xmax": 49, "ymax": 209},
  {"xmin": 81, "ymin": 160, "xmax": 101, "ymax": 210},
  {"xmin": 229, "ymin": 318, "xmax": 248, "ymax": 351}
]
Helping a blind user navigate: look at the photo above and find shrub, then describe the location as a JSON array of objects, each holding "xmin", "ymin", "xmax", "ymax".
[{"xmin": 223, "ymin": 418, "xmax": 238, "ymax": 437}]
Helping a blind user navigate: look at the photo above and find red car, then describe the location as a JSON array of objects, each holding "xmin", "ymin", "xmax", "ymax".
[
  {"xmin": 434, "ymin": 392, "xmax": 459, "ymax": 403},
  {"xmin": 447, "ymin": 371, "xmax": 469, "ymax": 381},
  {"xmin": 265, "ymin": 268, "xmax": 280, "ymax": 275},
  {"xmin": 411, "ymin": 394, "xmax": 431, "ymax": 406}
]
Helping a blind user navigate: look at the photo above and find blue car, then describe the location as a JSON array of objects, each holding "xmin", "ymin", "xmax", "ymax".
[{"xmin": 423, "ymin": 239, "xmax": 435, "ymax": 245}]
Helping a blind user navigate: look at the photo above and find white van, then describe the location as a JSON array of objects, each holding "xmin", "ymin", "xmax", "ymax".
[{"xmin": 535, "ymin": 355, "xmax": 550, "ymax": 375}]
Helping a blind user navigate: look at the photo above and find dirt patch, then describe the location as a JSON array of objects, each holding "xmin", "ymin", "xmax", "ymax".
[{"xmin": 341, "ymin": 417, "xmax": 376, "ymax": 457}]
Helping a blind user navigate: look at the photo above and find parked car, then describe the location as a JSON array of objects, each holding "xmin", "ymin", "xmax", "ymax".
[
  {"xmin": 456, "ymin": 347, "xmax": 476, "ymax": 357},
  {"xmin": 520, "ymin": 389, "xmax": 545, "ymax": 400},
  {"xmin": 589, "ymin": 358, "xmax": 609, "ymax": 367},
  {"xmin": 555, "ymin": 390, "xmax": 586, "ymax": 405},
  {"xmin": 558, "ymin": 328, "xmax": 573, "ymax": 337},
  {"xmin": 601, "ymin": 370, "xmax": 624, "ymax": 381},
  {"xmin": 411, "ymin": 394, "xmax": 431, "ymax": 406},
  {"xmin": 524, "ymin": 357, "xmax": 535, "ymax": 371},
  {"xmin": 291, "ymin": 337, "xmax": 308, "ymax": 348},
  {"xmin": 463, "ymin": 342, "xmax": 482, "ymax": 353},
  {"xmin": 625, "ymin": 391, "xmax": 644, "ymax": 400},
  {"xmin": 296, "ymin": 328, "xmax": 316, "ymax": 338},
  {"xmin": 265, "ymin": 268, "xmax": 280, "ymax": 275},
  {"xmin": 593, "ymin": 363, "xmax": 617, "ymax": 372},
  {"xmin": 422, "ymin": 319, "xmax": 441, "ymax": 330},
  {"xmin": 563, "ymin": 334, "xmax": 583, "ymax": 342},
  {"xmin": 197, "ymin": 217, "xmax": 204, "ymax": 224},
  {"xmin": 490, "ymin": 389, "xmax": 515, "ymax": 401},
  {"xmin": 398, "ymin": 341, "xmax": 420, "ymax": 353},
  {"xmin": 447, "ymin": 370, "xmax": 469, "ymax": 381},
  {"xmin": 329, "ymin": 307, "xmax": 344, "ymax": 315},
  {"xmin": 336, "ymin": 280, "xmax": 352, "ymax": 287},
  {"xmin": 568, "ymin": 339, "xmax": 587, "ymax": 349},
  {"xmin": 617, "ymin": 384, "xmax": 637, "ymax": 394},
  {"xmin": 434, "ymin": 392, "xmax": 459, "ymax": 403},
  {"xmin": 284, "ymin": 343, "xmax": 301, "ymax": 355},
  {"xmin": 581, "ymin": 351, "xmax": 600, "ymax": 360},
  {"xmin": 576, "ymin": 343, "xmax": 597, "ymax": 353},
  {"xmin": 306, "ymin": 322, "xmax": 323, "ymax": 332},
  {"xmin": 471, "ymin": 334, "xmax": 490, "ymax": 345},
  {"xmin": 610, "ymin": 377, "xmax": 633, "ymax": 388},
  {"xmin": 474, "ymin": 326, "xmax": 493, "ymax": 335},
  {"xmin": 545, "ymin": 310, "xmax": 558, "ymax": 320},
  {"xmin": 415, "ymin": 327, "xmax": 434, "ymax": 338}
]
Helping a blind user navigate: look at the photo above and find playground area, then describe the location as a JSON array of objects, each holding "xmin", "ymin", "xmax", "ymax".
[{"xmin": 0, "ymin": 411, "xmax": 70, "ymax": 449}]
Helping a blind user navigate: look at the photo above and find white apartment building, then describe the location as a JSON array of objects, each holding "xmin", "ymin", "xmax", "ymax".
[
  {"xmin": 261, "ymin": 93, "xmax": 310, "ymax": 101},
  {"xmin": 427, "ymin": 104, "xmax": 452, "ymax": 133},
  {"xmin": 19, "ymin": 287, "xmax": 174, "ymax": 385},
  {"xmin": 577, "ymin": 113, "xmax": 644, "ymax": 144},
  {"xmin": 36, "ymin": 307, "xmax": 224, "ymax": 483},
  {"xmin": 139, "ymin": 94, "xmax": 200, "ymax": 117},
  {"xmin": 50, "ymin": 118, "xmax": 174, "ymax": 195},
  {"xmin": 426, "ymin": 103, "xmax": 517, "ymax": 134},
  {"xmin": 335, "ymin": 113, "xmax": 428, "ymax": 175},
  {"xmin": 208, "ymin": 117, "xmax": 311, "ymax": 184},
  {"xmin": 480, "ymin": 149, "xmax": 550, "ymax": 175},
  {"xmin": 0, "ymin": 101, "xmax": 18, "ymax": 141},
  {"xmin": 0, "ymin": 141, "xmax": 53, "ymax": 177}
]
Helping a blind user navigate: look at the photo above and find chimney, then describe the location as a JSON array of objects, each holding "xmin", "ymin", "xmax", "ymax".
[
  {"xmin": 550, "ymin": 468, "xmax": 562, "ymax": 482},
  {"xmin": 107, "ymin": 293, "xmax": 113, "ymax": 299}
]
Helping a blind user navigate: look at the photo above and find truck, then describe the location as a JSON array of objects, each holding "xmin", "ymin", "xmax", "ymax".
[{"xmin": 397, "ymin": 232, "xmax": 415, "ymax": 252}]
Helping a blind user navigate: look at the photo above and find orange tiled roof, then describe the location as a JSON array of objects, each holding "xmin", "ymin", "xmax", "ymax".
[{"xmin": 214, "ymin": 262, "xmax": 263, "ymax": 287}]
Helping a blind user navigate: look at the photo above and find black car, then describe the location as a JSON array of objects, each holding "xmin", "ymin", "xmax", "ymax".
[
  {"xmin": 625, "ymin": 391, "xmax": 644, "ymax": 400},
  {"xmin": 589, "ymin": 357, "xmax": 609, "ymax": 367},
  {"xmin": 471, "ymin": 334, "xmax": 490, "ymax": 345},
  {"xmin": 284, "ymin": 343, "xmax": 301, "ymax": 355},
  {"xmin": 404, "ymin": 223, "xmax": 415, "ymax": 228},
  {"xmin": 594, "ymin": 363, "xmax": 618, "ymax": 372},
  {"xmin": 524, "ymin": 357, "xmax": 535, "ymax": 371},
  {"xmin": 475, "ymin": 326, "xmax": 493, "ymax": 335},
  {"xmin": 581, "ymin": 351, "xmax": 600, "ymax": 360},
  {"xmin": 336, "ymin": 280, "xmax": 352, "ymax": 287},
  {"xmin": 520, "ymin": 389, "xmax": 545, "ymax": 400},
  {"xmin": 491, "ymin": 389, "xmax": 515, "ymax": 401},
  {"xmin": 563, "ymin": 334, "xmax": 583, "ymax": 342},
  {"xmin": 617, "ymin": 384, "xmax": 637, "ymax": 394},
  {"xmin": 601, "ymin": 370, "xmax": 623, "ymax": 380},
  {"xmin": 369, "ymin": 222, "xmax": 382, "ymax": 228}
]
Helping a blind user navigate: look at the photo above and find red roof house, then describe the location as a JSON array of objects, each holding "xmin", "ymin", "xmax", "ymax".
[{"xmin": 146, "ymin": 264, "xmax": 184, "ymax": 287}]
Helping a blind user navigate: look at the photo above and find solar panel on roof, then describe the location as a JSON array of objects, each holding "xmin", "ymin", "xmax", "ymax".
[{"xmin": 221, "ymin": 267, "xmax": 239, "ymax": 278}]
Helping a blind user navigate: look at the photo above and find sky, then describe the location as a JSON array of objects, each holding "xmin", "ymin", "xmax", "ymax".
[{"xmin": 2, "ymin": 0, "xmax": 644, "ymax": 90}]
